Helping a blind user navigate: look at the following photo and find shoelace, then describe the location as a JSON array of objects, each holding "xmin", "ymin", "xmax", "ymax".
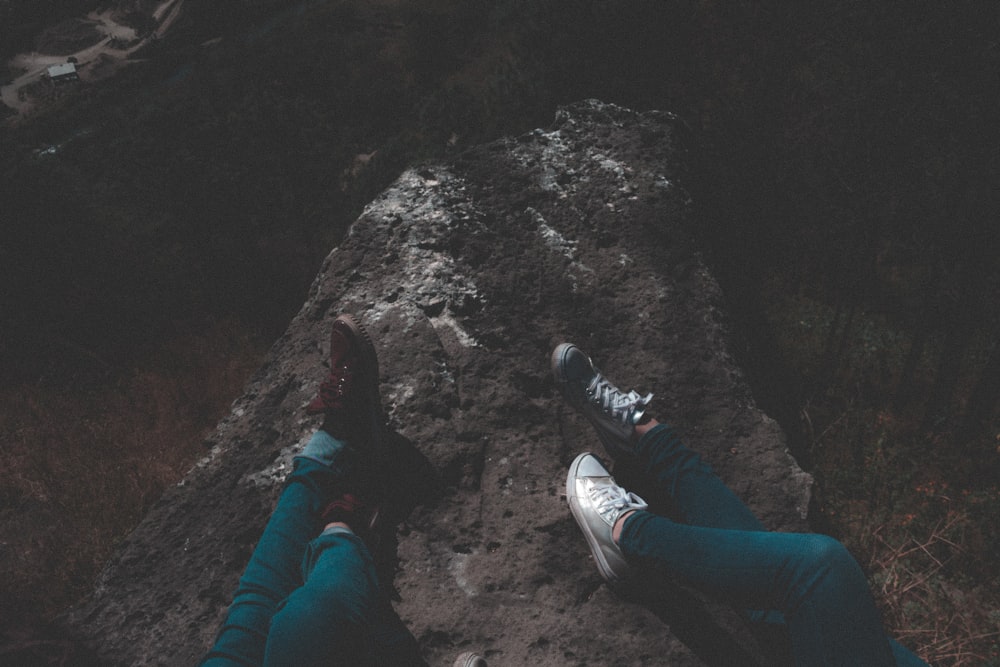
[
  {"xmin": 316, "ymin": 366, "xmax": 354, "ymax": 408},
  {"xmin": 588, "ymin": 480, "xmax": 649, "ymax": 523},
  {"xmin": 587, "ymin": 373, "xmax": 653, "ymax": 426}
]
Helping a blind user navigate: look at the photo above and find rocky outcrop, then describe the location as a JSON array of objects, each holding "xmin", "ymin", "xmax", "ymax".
[{"xmin": 62, "ymin": 100, "xmax": 812, "ymax": 666}]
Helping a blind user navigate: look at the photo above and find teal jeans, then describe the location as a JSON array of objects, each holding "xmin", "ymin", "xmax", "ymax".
[
  {"xmin": 202, "ymin": 431, "xmax": 425, "ymax": 666},
  {"xmin": 619, "ymin": 425, "xmax": 928, "ymax": 667}
]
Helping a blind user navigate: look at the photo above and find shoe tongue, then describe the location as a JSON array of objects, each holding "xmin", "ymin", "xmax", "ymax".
[{"xmin": 329, "ymin": 329, "xmax": 354, "ymax": 365}]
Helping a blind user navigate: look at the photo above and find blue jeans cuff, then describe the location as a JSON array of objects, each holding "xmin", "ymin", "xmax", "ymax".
[
  {"xmin": 295, "ymin": 430, "xmax": 349, "ymax": 468},
  {"xmin": 319, "ymin": 524, "xmax": 356, "ymax": 538}
]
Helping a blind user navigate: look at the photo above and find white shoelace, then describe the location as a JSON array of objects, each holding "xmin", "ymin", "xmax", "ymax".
[
  {"xmin": 587, "ymin": 373, "xmax": 653, "ymax": 426},
  {"xmin": 587, "ymin": 479, "xmax": 649, "ymax": 524}
]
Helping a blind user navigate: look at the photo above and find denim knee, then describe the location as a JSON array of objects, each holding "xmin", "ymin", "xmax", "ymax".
[
  {"xmin": 798, "ymin": 534, "xmax": 857, "ymax": 571},
  {"xmin": 272, "ymin": 576, "xmax": 369, "ymax": 630},
  {"xmin": 264, "ymin": 577, "xmax": 373, "ymax": 665},
  {"xmin": 783, "ymin": 534, "xmax": 864, "ymax": 611}
]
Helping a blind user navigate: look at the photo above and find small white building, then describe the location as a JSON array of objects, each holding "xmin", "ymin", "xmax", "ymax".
[{"xmin": 48, "ymin": 63, "xmax": 79, "ymax": 85}]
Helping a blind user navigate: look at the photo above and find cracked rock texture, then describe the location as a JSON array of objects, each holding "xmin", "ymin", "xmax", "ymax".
[{"xmin": 62, "ymin": 100, "xmax": 812, "ymax": 666}]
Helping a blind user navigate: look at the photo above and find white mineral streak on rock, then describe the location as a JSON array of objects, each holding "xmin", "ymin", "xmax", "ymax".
[
  {"xmin": 448, "ymin": 552, "xmax": 478, "ymax": 597},
  {"xmin": 387, "ymin": 381, "xmax": 416, "ymax": 411},
  {"xmin": 531, "ymin": 129, "xmax": 574, "ymax": 196},
  {"xmin": 241, "ymin": 429, "xmax": 318, "ymax": 488},
  {"xmin": 521, "ymin": 122, "xmax": 637, "ymax": 199},
  {"xmin": 365, "ymin": 169, "xmax": 481, "ymax": 349},
  {"xmin": 368, "ymin": 299, "xmax": 415, "ymax": 327},
  {"xmin": 535, "ymin": 217, "xmax": 577, "ymax": 260},
  {"xmin": 529, "ymin": 207, "xmax": 593, "ymax": 292},
  {"xmin": 243, "ymin": 444, "xmax": 295, "ymax": 487},
  {"xmin": 594, "ymin": 153, "xmax": 628, "ymax": 180},
  {"xmin": 430, "ymin": 311, "xmax": 478, "ymax": 347},
  {"xmin": 193, "ymin": 446, "xmax": 223, "ymax": 472},
  {"xmin": 792, "ymin": 468, "xmax": 814, "ymax": 519}
]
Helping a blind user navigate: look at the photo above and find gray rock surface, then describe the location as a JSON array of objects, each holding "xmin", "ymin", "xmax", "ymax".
[{"xmin": 62, "ymin": 100, "xmax": 812, "ymax": 666}]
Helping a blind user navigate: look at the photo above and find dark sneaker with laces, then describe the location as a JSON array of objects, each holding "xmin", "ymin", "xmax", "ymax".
[
  {"xmin": 307, "ymin": 315, "xmax": 384, "ymax": 449},
  {"xmin": 551, "ymin": 343, "xmax": 653, "ymax": 458},
  {"xmin": 566, "ymin": 452, "xmax": 648, "ymax": 586}
]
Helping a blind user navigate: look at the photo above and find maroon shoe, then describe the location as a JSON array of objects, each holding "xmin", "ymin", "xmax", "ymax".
[{"xmin": 307, "ymin": 315, "xmax": 384, "ymax": 449}]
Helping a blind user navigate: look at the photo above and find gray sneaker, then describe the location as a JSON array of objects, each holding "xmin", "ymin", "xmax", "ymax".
[
  {"xmin": 453, "ymin": 652, "xmax": 488, "ymax": 667},
  {"xmin": 565, "ymin": 452, "xmax": 649, "ymax": 586},
  {"xmin": 551, "ymin": 343, "xmax": 653, "ymax": 458}
]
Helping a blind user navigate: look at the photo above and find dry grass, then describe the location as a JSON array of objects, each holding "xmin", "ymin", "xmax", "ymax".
[
  {"xmin": 764, "ymin": 289, "xmax": 1000, "ymax": 665},
  {"xmin": 815, "ymin": 421, "xmax": 1000, "ymax": 666},
  {"xmin": 0, "ymin": 319, "xmax": 265, "ymax": 633},
  {"xmin": 859, "ymin": 514, "xmax": 1000, "ymax": 665},
  {"xmin": 819, "ymin": 429, "xmax": 1000, "ymax": 667}
]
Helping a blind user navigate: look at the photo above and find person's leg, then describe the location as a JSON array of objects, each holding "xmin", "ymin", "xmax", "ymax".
[
  {"xmin": 262, "ymin": 526, "xmax": 374, "ymax": 666},
  {"xmin": 632, "ymin": 424, "xmax": 932, "ymax": 666},
  {"xmin": 889, "ymin": 638, "xmax": 932, "ymax": 667},
  {"xmin": 263, "ymin": 524, "xmax": 427, "ymax": 667},
  {"xmin": 205, "ymin": 313, "xmax": 409, "ymax": 665},
  {"xmin": 202, "ymin": 431, "xmax": 356, "ymax": 666},
  {"xmin": 551, "ymin": 343, "xmax": 761, "ymax": 532},
  {"xmin": 251, "ymin": 489, "xmax": 424, "ymax": 666},
  {"xmin": 620, "ymin": 512, "xmax": 897, "ymax": 666},
  {"xmin": 633, "ymin": 422, "xmax": 764, "ymax": 531},
  {"xmin": 556, "ymin": 344, "xmax": 928, "ymax": 665},
  {"xmin": 568, "ymin": 451, "xmax": 898, "ymax": 665}
]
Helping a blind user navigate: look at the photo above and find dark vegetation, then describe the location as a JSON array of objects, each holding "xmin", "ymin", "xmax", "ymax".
[
  {"xmin": 1, "ymin": 0, "xmax": 998, "ymax": 663},
  {"xmin": 0, "ymin": 0, "xmax": 98, "ymax": 61}
]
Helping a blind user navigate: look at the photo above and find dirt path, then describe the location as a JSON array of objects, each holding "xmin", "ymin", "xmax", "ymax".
[
  {"xmin": 1, "ymin": 0, "xmax": 185, "ymax": 118},
  {"xmin": 90, "ymin": 9, "xmax": 139, "ymax": 42}
]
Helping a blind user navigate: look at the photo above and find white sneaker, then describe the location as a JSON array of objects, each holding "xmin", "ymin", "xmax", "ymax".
[
  {"xmin": 552, "ymin": 343, "xmax": 653, "ymax": 458},
  {"xmin": 565, "ymin": 452, "xmax": 648, "ymax": 585},
  {"xmin": 453, "ymin": 652, "xmax": 487, "ymax": 667}
]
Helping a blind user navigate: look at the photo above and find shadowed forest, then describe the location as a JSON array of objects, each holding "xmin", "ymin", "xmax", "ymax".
[{"xmin": 1, "ymin": 0, "xmax": 998, "ymax": 664}]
